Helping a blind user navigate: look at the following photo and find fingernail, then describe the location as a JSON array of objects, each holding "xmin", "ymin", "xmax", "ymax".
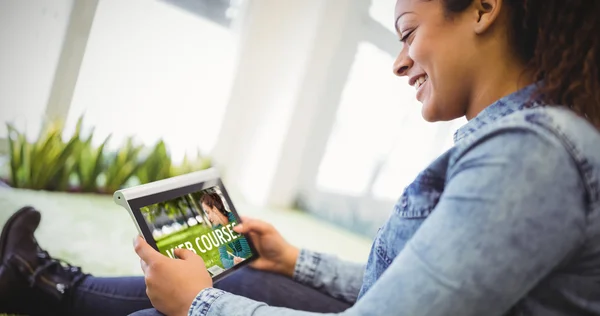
[{"xmin": 233, "ymin": 224, "xmax": 243, "ymax": 231}]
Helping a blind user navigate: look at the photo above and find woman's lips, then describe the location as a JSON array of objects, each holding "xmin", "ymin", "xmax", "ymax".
[{"xmin": 416, "ymin": 77, "xmax": 428, "ymax": 102}]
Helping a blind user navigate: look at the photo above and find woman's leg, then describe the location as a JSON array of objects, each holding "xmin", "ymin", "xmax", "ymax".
[
  {"xmin": 215, "ymin": 267, "xmax": 351, "ymax": 312},
  {"xmin": 67, "ymin": 276, "xmax": 152, "ymax": 316},
  {"xmin": 130, "ymin": 267, "xmax": 351, "ymax": 316},
  {"xmin": 1, "ymin": 207, "xmax": 350, "ymax": 316},
  {"xmin": 0, "ymin": 207, "xmax": 153, "ymax": 316}
]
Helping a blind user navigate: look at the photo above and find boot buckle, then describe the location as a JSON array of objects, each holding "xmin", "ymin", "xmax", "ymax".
[{"xmin": 56, "ymin": 283, "xmax": 66, "ymax": 294}]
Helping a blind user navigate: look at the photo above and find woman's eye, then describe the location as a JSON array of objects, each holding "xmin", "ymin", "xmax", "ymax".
[{"xmin": 400, "ymin": 30, "xmax": 414, "ymax": 43}]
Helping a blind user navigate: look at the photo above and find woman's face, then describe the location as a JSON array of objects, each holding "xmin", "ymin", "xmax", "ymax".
[
  {"xmin": 202, "ymin": 202, "xmax": 228, "ymax": 226},
  {"xmin": 394, "ymin": 0, "xmax": 481, "ymax": 121}
]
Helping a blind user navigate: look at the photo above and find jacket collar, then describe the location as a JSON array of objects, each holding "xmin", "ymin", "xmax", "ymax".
[{"xmin": 453, "ymin": 84, "xmax": 542, "ymax": 143}]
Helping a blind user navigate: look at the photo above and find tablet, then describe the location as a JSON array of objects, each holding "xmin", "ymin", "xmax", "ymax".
[{"xmin": 113, "ymin": 168, "xmax": 257, "ymax": 282}]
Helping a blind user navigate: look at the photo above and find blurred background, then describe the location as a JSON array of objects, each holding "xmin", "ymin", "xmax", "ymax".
[{"xmin": 0, "ymin": 0, "xmax": 464, "ymax": 275}]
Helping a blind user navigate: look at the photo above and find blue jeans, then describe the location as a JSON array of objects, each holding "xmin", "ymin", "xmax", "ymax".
[{"xmin": 67, "ymin": 267, "xmax": 351, "ymax": 316}]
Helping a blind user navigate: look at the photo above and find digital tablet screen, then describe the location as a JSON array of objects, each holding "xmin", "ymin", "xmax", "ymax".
[{"xmin": 127, "ymin": 179, "xmax": 256, "ymax": 281}]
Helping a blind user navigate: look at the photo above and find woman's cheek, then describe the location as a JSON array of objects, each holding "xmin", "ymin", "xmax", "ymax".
[{"xmin": 408, "ymin": 41, "xmax": 425, "ymax": 68}]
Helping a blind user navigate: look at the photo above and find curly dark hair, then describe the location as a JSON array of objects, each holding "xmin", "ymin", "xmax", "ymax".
[
  {"xmin": 444, "ymin": 0, "xmax": 600, "ymax": 128},
  {"xmin": 200, "ymin": 192, "xmax": 227, "ymax": 217}
]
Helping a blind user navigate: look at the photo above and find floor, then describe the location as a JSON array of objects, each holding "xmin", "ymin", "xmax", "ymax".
[{"xmin": 0, "ymin": 187, "xmax": 373, "ymax": 276}]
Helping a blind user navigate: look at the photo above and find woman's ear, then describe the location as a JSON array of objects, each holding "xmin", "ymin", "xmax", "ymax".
[{"xmin": 472, "ymin": 0, "xmax": 503, "ymax": 34}]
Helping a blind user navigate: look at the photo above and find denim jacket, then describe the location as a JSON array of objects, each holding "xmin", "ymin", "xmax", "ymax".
[{"xmin": 189, "ymin": 85, "xmax": 600, "ymax": 316}]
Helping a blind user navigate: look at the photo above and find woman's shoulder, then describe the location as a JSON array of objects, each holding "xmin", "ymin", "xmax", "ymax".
[
  {"xmin": 456, "ymin": 105, "xmax": 600, "ymax": 153},
  {"xmin": 452, "ymin": 105, "xmax": 600, "ymax": 206}
]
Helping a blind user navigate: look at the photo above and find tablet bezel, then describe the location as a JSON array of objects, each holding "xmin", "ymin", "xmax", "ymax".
[{"xmin": 114, "ymin": 169, "xmax": 258, "ymax": 283}]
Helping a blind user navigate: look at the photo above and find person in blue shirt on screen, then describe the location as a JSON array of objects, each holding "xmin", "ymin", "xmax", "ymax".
[{"xmin": 200, "ymin": 192, "xmax": 251, "ymax": 269}]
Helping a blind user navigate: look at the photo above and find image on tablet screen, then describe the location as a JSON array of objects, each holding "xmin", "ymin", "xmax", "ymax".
[{"xmin": 139, "ymin": 186, "xmax": 252, "ymax": 276}]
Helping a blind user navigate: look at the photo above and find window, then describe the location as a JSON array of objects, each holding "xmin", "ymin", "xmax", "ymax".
[
  {"xmin": 64, "ymin": 0, "xmax": 244, "ymax": 162},
  {"xmin": 316, "ymin": 42, "xmax": 408, "ymax": 196},
  {"xmin": 299, "ymin": 0, "xmax": 465, "ymax": 236},
  {"xmin": 369, "ymin": 0, "xmax": 397, "ymax": 34}
]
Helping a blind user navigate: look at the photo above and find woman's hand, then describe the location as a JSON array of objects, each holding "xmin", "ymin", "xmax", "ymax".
[
  {"xmin": 134, "ymin": 236, "xmax": 212, "ymax": 316},
  {"xmin": 233, "ymin": 217, "xmax": 299, "ymax": 278},
  {"xmin": 233, "ymin": 256, "xmax": 244, "ymax": 265}
]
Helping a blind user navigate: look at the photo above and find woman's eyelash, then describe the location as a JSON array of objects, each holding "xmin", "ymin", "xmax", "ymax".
[{"xmin": 400, "ymin": 30, "xmax": 414, "ymax": 43}]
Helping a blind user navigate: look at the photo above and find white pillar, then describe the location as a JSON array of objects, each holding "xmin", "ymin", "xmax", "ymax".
[
  {"xmin": 43, "ymin": 0, "xmax": 99, "ymax": 125},
  {"xmin": 212, "ymin": 0, "xmax": 368, "ymax": 207}
]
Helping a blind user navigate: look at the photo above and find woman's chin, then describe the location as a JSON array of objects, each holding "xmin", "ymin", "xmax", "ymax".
[
  {"xmin": 420, "ymin": 101, "xmax": 439, "ymax": 122},
  {"xmin": 421, "ymin": 102, "xmax": 464, "ymax": 122}
]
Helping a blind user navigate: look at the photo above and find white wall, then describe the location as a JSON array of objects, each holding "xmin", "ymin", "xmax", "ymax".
[{"xmin": 0, "ymin": 0, "xmax": 74, "ymax": 138}]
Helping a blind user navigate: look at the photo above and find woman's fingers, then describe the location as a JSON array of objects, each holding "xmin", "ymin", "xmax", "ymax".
[
  {"xmin": 140, "ymin": 258, "xmax": 149, "ymax": 274},
  {"xmin": 234, "ymin": 217, "xmax": 273, "ymax": 235}
]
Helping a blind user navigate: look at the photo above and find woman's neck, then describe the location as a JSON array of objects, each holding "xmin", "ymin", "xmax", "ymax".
[
  {"xmin": 465, "ymin": 57, "xmax": 533, "ymax": 120},
  {"xmin": 217, "ymin": 213, "xmax": 229, "ymax": 226}
]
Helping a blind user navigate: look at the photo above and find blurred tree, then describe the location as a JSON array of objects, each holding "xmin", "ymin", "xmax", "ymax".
[
  {"xmin": 186, "ymin": 193, "xmax": 211, "ymax": 226},
  {"xmin": 163, "ymin": 198, "xmax": 188, "ymax": 226}
]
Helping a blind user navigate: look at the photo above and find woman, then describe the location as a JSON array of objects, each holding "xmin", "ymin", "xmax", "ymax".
[
  {"xmin": 1, "ymin": 0, "xmax": 599, "ymax": 315},
  {"xmin": 199, "ymin": 192, "xmax": 252, "ymax": 269}
]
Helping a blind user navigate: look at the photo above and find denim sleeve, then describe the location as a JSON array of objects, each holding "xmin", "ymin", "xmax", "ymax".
[
  {"xmin": 191, "ymin": 128, "xmax": 587, "ymax": 316},
  {"xmin": 349, "ymin": 128, "xmax": 587, "ymax": 315},
  {"xmin": 188, "ymin": 250, "xmax": 364, "ymax": 316},
  {"xmin": 292, "ymin": 249, "xmax": 365, "ymax": 304}
]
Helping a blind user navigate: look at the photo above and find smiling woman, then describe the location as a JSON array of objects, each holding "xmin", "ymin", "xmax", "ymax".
[
  {"xmin": 1, "ymin": 0, "xmax": 600, "ymax": 316},
  {"xmin": 393, "ymin": 0, "xmax": 526, "ymax": 121},
  {"xmin": 393, "ymin": 0, "xmax": 600, "ymax": 126}
]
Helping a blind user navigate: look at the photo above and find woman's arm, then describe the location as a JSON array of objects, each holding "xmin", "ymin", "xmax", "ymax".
[
  {"xmin": 228, "ymin": 217, "xmax": 367, "ymax": 303},
  {"xmin": 292, "ymin": 250, "xmax": 365, "ymax": 304},
  {"xmin": 348, "ymin": 128, "xmax": 587, "ymax": 315},
  {"xmin": 189, "ymin": 127, "xmax": 587, "ymax": 316},
  {"xmin": 218, "ymin": 245, "xmax": 233, "ymax": 269},
  {"xmin": 190, "ymin": 250, "xmax": 365, "ymax": 316}
]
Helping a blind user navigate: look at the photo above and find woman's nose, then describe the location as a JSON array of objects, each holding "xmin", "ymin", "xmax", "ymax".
[{"xmin": 393, "ymin": 46, "xmax": 412, "ymax": 77}]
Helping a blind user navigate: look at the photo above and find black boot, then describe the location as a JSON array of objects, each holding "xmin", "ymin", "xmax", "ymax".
[{"xmin": 0, "ymin": 206, "xmax": 88, "ymax": 315}]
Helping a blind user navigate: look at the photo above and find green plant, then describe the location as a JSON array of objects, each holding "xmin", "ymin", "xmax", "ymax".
[
  {"xmin": 136, "ymin": 142, "xmax": 212, "ymax": 185},
  {"xmin": 6, "ymin": 117, "xmax": 213, "ymax": 194},
  {"xmin": 75, "ymin": 130, "xmax": 111, "ymax": 192},
  {"xmin": 7, "ymin": 118, "xmax": 82, "ymax": 190},
  {"xmin": 170, "ymin": 149, "xmax": 212, "ymax": 177},
  {"xmin": 137, "ymin": 140, "xmax": 171, "ymax": 184},
  {"xmin": 39, "ymin": 118, "xmax": 83, "ymax": 191},
  {"xmin": 103, "ymin": 136, "xmax": 144, "ymax": 193},
  {"xmin": 6, "ymin": 123, "xmax": 28, "ymax": 188}
]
